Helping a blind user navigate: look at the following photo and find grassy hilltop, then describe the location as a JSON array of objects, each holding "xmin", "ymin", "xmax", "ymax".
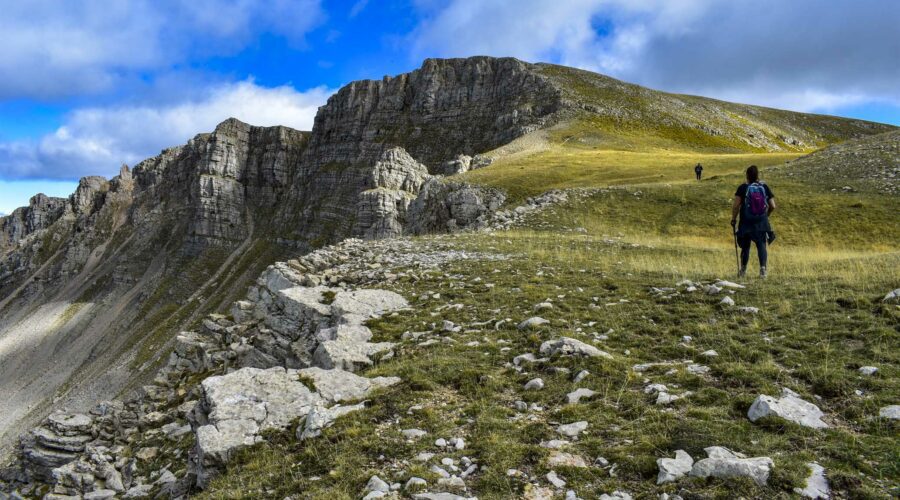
[{"xmin": 197, "ymin": 99, "xmax": 899, "ymax": 499}]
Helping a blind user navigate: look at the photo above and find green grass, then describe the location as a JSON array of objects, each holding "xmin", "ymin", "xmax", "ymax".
[
  {"xmin": 199, "ymin": 158, "xmax": 899, "ymax": 498},
  {"xmin": 192, "ymin": 117, "xmax": 899, "ymax": 499},
  {"xmin": 462, "ymin": 146, "xmax": 798, "ymax": 203}
]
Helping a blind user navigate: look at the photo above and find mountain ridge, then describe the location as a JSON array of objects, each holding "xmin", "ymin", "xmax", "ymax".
[{"xmin": 0, "ymin": 55, "xmax": 896, "ymax": 482}]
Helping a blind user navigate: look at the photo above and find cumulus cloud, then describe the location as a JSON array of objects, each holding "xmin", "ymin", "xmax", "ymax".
[
  {"xmin": 0, "ymin": 0, "xmax": 325, "ymax": 99},
  {"xmin": 408, "ymin": 0, "xmax": 900, "ymax": 114},
  {"xmin": 0, "ymin": 82, "xmax": 333, "ymax": 180}
]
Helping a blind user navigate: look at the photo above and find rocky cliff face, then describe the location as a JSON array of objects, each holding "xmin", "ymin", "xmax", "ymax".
[
  {"xmin": 0, "ymin": 57, "xmax": 558, "ymax": 460},
  {"xmin": 0, "ymin": 194, "xmax": 68, "ymax": 253},
  {"xmin": 303, "ymin": 56, "xmax": 562, "ymax": 172}
]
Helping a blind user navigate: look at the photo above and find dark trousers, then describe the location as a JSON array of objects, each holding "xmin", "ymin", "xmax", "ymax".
[
  {"xmin": 695, "ymin": 172, "xmax": 702, "ymax": 180},
  {"xmin": 739, "ymin": 234, "xmax": 767, "ymax": 269}
]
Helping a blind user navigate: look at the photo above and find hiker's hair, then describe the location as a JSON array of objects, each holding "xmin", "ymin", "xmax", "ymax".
[{"xmin": 746, "ymin": 165, "xmax": 759, "ymax": 183}]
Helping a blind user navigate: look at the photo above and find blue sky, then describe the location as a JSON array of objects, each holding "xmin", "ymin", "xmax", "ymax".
[{"xmin": 1, "ymin": 0, "xmax": 898, "ymax": 215}]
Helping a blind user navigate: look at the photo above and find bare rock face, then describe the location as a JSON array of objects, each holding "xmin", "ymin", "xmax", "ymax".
[
  {"xmin": 302, "ymin": 56, "xmax": 562, "ymax": 172},
  {"xmin": 406, "ymin": 179, "xmax": 506, "ymax": 235},
  {"xmin": 353, "ymin": 147, "xmax": 431, "ymax": 239},
  {"xmin": 277, "ymin": 57, "xmax": 561, "ymax": 244},
  {"xmin": 191, "ymin": 367, "xmax": 323, "ymax": 488},
  {"xmin": 0, "ymin": 194, "xmax": 68, "ymax": 252}
]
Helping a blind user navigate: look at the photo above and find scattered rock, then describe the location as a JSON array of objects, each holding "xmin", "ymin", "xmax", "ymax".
[
  {"xmin": 657, "ymin": 450, "xmax": 693, "ymax": 484},
  {"xmin": 599, "ymin": 492, "xmax": 633, "ymax": 500},
  {"xmin": 566, "ymin": 388, "xmax": 597, "ymax": 404},
  {"xmin": 524, "ymin": 378, "xmax": 545, "ymax": 390},
  {"xmin": 518, "ymin": 317, "xmax": 550, "ymax": 330},
  {"xmin": 686, "ymin": 364, "xmax": 710, "ymax": 375},
  {"xmin": 858, "ymin": 366, "xmax": 877, "ymax": 376},
  {"xmin": 556, "ymin": 421, "xmax": 588, "ymax": 438},
  {"xmin": 748, "ymin": 388, "xmax": 829, "ymax": 429},
  {"xmin": 546, "ymin": 471, "xmax": 566, "ymax": 488},
  {"xmin": 795, "ymin": 462, "xmax": 830, "ymax": 499},
  {"xmin": 402, "ymin": 429, "xmax": 428, "ymax": 439},
  {"xmin": 405, "ymin": 477, "xmax": 428, "ymax": 492},
  {"xmin": 689, "ymin": 446, "xmax": 773, "ymax": 486},
  {"xmin": 523, "ymin": 484, "xmax": 555, "ymax": 500},
  {"xmin": 539, "ymin": 338, "xmax": 612, "ymax": 359},
  {"xmin": 548, "ymin": 451, "xmax": 588, "ymax": 468},
  {"xmin": 879, "ymin": 405, "xmax": 900, "ymax": 420},
  {"xmin": 413, "ymin": 493, "xmax": 476, "ymax": 500},
  {"xmin": 366, "ymin": 475, "xmax": 391, "ymax": 494}
]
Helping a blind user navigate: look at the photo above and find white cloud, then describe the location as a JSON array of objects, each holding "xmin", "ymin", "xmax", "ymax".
[
  {"xmin": 0, "ymin": 82, "xmax": 334, "ymax": 180},
  {"xmin": 408, "ymin": 0, "xmax": 900, "ymax": 114},
  {"xmin": 349, "ymin": 0, "xmax": 370, "ymax": 17},
  {"xmin": 0, "ymin": 0, "xmax": 325, "ymax": 99}
]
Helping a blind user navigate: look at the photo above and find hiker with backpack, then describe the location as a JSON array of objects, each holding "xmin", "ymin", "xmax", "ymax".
[
  {"xmin": 731, "ymin": 165, "xmax": 776, "ymax": 278},
  {"xmin": 695, "ymin": 163, "xmax": 703, "ymax": 180}
]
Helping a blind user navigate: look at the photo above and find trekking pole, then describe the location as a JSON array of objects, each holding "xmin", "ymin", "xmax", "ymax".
[{"xmin": 731, "ymin": 222, "xmax": 740, "ymax": 277}]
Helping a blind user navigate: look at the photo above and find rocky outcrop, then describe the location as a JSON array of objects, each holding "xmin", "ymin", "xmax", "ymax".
[
  {"xmin": 190, "ymin": 367, "xmax": 323, "ymax": 487},
  {"xmin": 0, "ymin": 194, "xmax": 68, "ymax": 253},
  {"xmin": 353, "ymin": 147, "xmax": 431, "ymax": 239},
  {"xmin": 406, "ymin": 179, "xmax": 506, "ymax": 235},
  {"xmin": 2, "ymin": 236, "xmax": 427, "ymax": 496}
]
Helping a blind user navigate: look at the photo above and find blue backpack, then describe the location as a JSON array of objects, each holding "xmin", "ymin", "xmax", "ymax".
[{"xmin": 743, "ymin": 182, "xmax": 768, "ymax": 222}]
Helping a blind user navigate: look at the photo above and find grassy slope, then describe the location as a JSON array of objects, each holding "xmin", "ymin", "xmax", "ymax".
[
  {"xmin": 199, "ymin": 124, "xmax": 898, "ymax": 498},
  {"xmin": 534, "ymin": 64, "xmax": 895, "ymax": 154},
  {"xmin": 197, "ymin": 65, "xmax": 898, "ymax": 499}
]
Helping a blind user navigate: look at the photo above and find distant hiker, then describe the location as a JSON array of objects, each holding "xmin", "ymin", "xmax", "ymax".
[
  {"xmin": 694, "ymin": 163, "xmax": 703, "ymax": 180},
  {"xmin": 731, "ymin": 165, "xmax": 776, "ymax": 278}
]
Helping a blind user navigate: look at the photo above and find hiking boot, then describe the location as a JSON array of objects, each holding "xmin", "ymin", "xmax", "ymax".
[
  {"xmin": 759, "ymin": 267, "xmax": 767, "ymax": 279},
  {"xmin": 738, "ymin": 267, "xmax": 747, "ymax": 278}
]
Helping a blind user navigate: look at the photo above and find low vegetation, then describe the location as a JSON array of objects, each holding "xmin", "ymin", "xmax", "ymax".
[{"xmin": 200, "ymin": 133, "xmax": 899, "ymax": 498}]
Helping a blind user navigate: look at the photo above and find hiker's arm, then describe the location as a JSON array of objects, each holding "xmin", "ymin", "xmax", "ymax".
[
  {"xmin": 768, "ymin": 198, "xmax": 776, "ymax": 215},
  {"xmin": 731, "ymin": 196, "xmax": 741, "ymax": 224}
]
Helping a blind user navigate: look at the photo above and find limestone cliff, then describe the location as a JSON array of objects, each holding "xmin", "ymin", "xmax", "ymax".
[
  {"xmin": 0, "ymin": 55, "xmax": 894, "ymax": 468},
  {"xmin": 0, "ymin": 57, "xmax": 559, "ymax": 457}
]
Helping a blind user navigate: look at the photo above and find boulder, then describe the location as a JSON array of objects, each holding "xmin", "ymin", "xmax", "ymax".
[
  {"xmin": 689, "ymin": 446, "xmax": 773, "ymax": 486},
  {"xmin": 748, "ymin": 388, "xmax": 829, "ymax": 429},
  {"xmin": 539, "ymin": 338, "xmax": 612, "ymax": 359},
  {"xmin": 657, "ymin": 450, "xmax": 693, "ymax": 484}
]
